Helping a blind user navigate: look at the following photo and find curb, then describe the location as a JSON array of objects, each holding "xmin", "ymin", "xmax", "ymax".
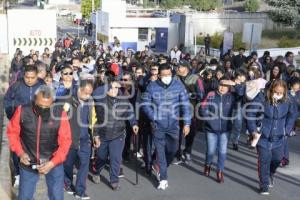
[
  {"xmin": 0, "ymin": 54, "xmax": 12, "ymax": 200},
  {"xmin": 0, "ymin": 95, "xmax": 12, "ymax": 200}
]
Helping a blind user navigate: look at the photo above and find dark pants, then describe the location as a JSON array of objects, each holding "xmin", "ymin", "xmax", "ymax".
[
  {"xmin": 282, "ymin": 136, "xmax": 289, "ymax": 160},
  {"xmin": 64, "ymin": 142, "xmax": 91, "ymax": 195},
  {"xmin": 123, "ymin": 121, "xmax": 133, "ymax": 159},
  {"xmin": 257, "ymin": 145, "xmax": 282, "ymax": 190},
  {"xmin": 141, "ymin": 121, "xmax": 154, "ymax": 171},
  {"xmin": 153, "ymin": 128, "xmax": 179, "ymax": 180},
  {"xmin": 12, "ymin": 152, "xmax": 20, "ymax": 176},
  {"xmin": 177, "ymin": 119, "xmax": 197, "ymax": 158},
  {"xmin": 205, "ymin": 45, "xmax": 210, "ymax": 56},
  {"xmin": 18, "ymin": 165, "xmax": 64, "ymax": 200},
  {"xmin": 94, "ymin": 134, "xmax": 126, "ymax": 184}
]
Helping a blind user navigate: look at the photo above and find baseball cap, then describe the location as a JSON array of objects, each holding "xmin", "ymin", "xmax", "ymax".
[{"xmin": 178, "ymin": 60, "xmax": 190, "ymax": 68}]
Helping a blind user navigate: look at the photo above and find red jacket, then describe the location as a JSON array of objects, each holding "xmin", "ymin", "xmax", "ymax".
[{"xmin": 6, "ymin": 106, "xmax": 72, "ymax": 166}]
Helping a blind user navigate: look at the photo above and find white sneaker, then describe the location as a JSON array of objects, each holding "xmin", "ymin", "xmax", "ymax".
[
  {"xmin": 157, "ymin": 180, "xmax": 168, "ymax": 190},
  {"xmin": 136, "ymin": 152, "xmax": 143, "ymax": 158},
  {"xmin": 13, "ymin": 175, "xmax": 20, "ymax": 188}
]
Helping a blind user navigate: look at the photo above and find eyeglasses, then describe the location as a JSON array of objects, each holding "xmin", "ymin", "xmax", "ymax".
[
  {"xmin": 62, "ymin": 72, "xmax": 73, "ymax": 76},
  {"xmin": 121, "ymin": 78, "xmax": 129, "ymax": 81}
]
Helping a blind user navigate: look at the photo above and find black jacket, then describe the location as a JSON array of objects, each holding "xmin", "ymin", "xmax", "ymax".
[
  {"xmin": 20, "ymin": 104, "xmax": 63, "ymax": 172},
  {"xmin": 93, "ymin": 93, "xmax": 137, "ymax": 141}
]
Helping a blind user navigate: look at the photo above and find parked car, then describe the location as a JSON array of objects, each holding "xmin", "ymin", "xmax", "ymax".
[
  {"xmin": 58, "ymin": 9, "xmax": 71, "ymax": 16},
  {"xmin": 152, "ymin": 11, "xmax": 167, "ymax": 18}
]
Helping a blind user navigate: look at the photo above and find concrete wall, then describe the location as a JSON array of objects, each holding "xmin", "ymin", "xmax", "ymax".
[
  {"xmin": 110, "ymin": 27, "xmax": 138, "ymax": 43},
  {"xmin": 0, "ymin": 14, "xmax": 8, "ymax": 54},
  {"xmin": 7, "ymin": 9, "xmax": 57, "ymax": 58},
  {"xmin": 48, "ymin": 0, "xmax": 76, "ymax": 5},
  {"xmin": 168, "ymin": 23, "xmax": 180, "ymax": 52},
  {"xmin": 188, "ymin": 12, "xmax": 275, "ymax": 36}
]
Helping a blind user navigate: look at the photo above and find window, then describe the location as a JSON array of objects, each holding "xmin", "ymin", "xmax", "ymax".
[{"xmin": 138, "ymin": 28, "xmax": 148, "ymax": 41}]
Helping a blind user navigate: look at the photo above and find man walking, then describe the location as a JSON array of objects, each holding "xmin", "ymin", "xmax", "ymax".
[
  {"xmin": 175, "ymin": 60, "xmax": 205, "ymax": 164},
  {"xmin": 63, "ymin": 79, "xmax": 94, "ymax": 199},
  {"xmin": 142, "ymin": 64, "xmax": 191, "ymax": 190},
  {"xmin": 7, "ymin": 85, "xmax": 72, "ymax": 200},
  {"xmin": 4, "ymin": 64, "xmax": 45, "ymax": 187}
]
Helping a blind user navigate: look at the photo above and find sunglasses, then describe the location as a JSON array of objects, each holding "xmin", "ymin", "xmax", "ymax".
[
  {"xmin": 62, "ymin": 72, "xmax": 73, "ymax": 76},
  {"xmin": 121, "ymin": 78, "xmax": 129, "ymax": 81}
]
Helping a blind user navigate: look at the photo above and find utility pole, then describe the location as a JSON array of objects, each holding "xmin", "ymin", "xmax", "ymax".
[{"xmin": 92, "ymin": 0, "xmax": 95, "ymax": 12}]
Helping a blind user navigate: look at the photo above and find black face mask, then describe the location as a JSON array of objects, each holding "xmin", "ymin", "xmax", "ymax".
[{"xmin": 33, "ymin": 103, "xmax": 51, "ymax": 120}]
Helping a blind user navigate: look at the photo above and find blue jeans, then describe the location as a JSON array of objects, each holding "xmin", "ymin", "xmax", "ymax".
[
  {"xmin": 205, "ymin": 132, "xmax": 229, "ymax": 171},
  {"xmin": 18, "ymin": 165, "xmax": 64, "ymax": 200},
  {"xmin": 94, "ymin": 133, "xmax": 125, "ymax": 184},
  {"xmin": 257, "ymin": 145, "xmax": 282, "ymax": 190},
  {"xmin": 64, "ymin": 142, "xmax": 91, "ymax": 195}
]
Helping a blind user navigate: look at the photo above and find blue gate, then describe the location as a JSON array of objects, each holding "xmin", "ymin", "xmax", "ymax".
[{"xmin": 155, "ymin": 28, "xmax": 168, "ymax": 52}]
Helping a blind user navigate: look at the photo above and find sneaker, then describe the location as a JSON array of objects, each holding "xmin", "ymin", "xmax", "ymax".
[
  {"xmin": 157, "ymin": 180, "xmax": 168, "ymax": 190},
  {"xmin": 152, "ymin": 164, "xmax": 160, "ymax": 182},
  {"xmin": 75, "ymin": 193, "xmax": 90, "ymax": 200},
  {"xmin": 136, "ymin": 151, "xmax": 143, "ymax": 158},
  {"xmin": 172, "ymin": 157, "xmax": 183, "ymax": 165},
  {"xmin": 182, "ymin": 153, "xmax": 192, "ymax": 163},
  {"xmin": 111, "ymin": 183, "xmax": 121, "ymax": 191},
  {"xmin": 140, "ymin": 162, "xmax": 146, "ymax": 169},
  {"xmin": 91, "ymin": 174, "xmax": 101, "ymax": 184},
  {"xmin": 13, "ymin": 175, "xmax": 20, "ymax": 188},
  {"xmin": 260, "ymin": 188, "xmax": 270, "ymax": 195},
  {"xmin": 118, "ymin": 168, "xmax": 125, "ymax": 178},
  {"xmin": 233, "ymin": 144, "xmax": 239, "ymax": 151},
  {"xmin": 290, "ymin": 131, "xmax": 296, "ymax": 136},
  {"xmin": 64, "ymin": 186, "xmax": 75, "ymax": 195}
]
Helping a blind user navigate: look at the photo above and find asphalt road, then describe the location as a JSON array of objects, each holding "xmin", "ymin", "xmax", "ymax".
[
  {"xmin": 61, "ymin": 133, "xmax": 300, "ymax": 200},
  {"xmin": 57, "ymin": 16, "xmax": 94, "ymax": 41},
  {"xmin": 17, "ymin": 130, "xmax": 299, "ymax": 200}
]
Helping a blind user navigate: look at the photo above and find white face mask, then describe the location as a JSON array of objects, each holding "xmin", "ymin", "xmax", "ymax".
[
  {"xmin": 207, "ymin": 65, "xmax": 217, "ymax": 71},
  {"xmin": 161, "ymin": 76, "xmax": 172, "ymax": 85},
  {"xmin": 273, "ymin": 94, "xmax": 283, "ymax": 101}
]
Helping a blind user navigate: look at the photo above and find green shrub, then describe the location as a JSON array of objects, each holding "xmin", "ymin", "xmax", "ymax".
[
  {"xmin": 278, "ymin": 37, "xmax": 300, "ymax": 48},
  {"xmin": 244, "ymin": 0, "xmax": 260, "ymax": 12},
  {"xmin": 262, "ymin": 29, "xmax": 300, "ymax": 40},
  {"xmin": 233, "ymin": 32, "xmax": 246, "ymax": 50},
  {"xmin": 196, "ymin": 35, "xmax": 205, "ymax": 46},
  {"xmin": 197, "ymin": 32, "xmax": 245, "ymax": 50},
  {"xmin": 196, "ymin": 32, "xmax": 223, "ymax": 48}
]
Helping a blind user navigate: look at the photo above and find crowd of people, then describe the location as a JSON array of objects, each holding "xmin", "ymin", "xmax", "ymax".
[{"xmin": 4, "ymin": 35, "xmax": 300, "ymax": 199}]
